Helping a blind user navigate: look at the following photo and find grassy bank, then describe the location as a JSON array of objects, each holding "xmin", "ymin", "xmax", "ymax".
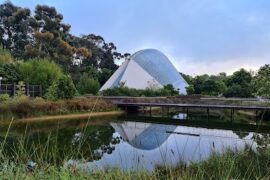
[
  {"xmin": 4, "ymin": 111, "xmax": 124, "ymax": 126},
  {"xmin": 0, "ymin": 114, "xmax": 269, "ymax": 179},
  {"xmin": 0, "ymin": 145, "xmax": 269, "ymax": 179},
  {"xmin": 0, "ymin": 96, "xmax": 118, "ymax": 120}
]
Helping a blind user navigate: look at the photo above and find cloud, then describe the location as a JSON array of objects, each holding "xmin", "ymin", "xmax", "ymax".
[{"xmin": 172, "ymin": 56, "xmax": 269, "ymax": 76}]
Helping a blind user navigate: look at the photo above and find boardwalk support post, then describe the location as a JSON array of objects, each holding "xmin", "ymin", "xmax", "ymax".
[
  {"xmin": 13, "ymin": 83, "xmax": 16, "ymax": 96},
  {"xmin": 230, "ymin": 109, "xmax": 234, "ymax": 123},
  {"xmin": 255, "ymin": 110, "xmax": 258, "ymax": 122},
  {"xmin": 186, "ymin": 107, "xmax": 189, "ymax": 120},
  {"xmin": 207, "ymin": 108, "xmax": 209, "ymax": 121}
]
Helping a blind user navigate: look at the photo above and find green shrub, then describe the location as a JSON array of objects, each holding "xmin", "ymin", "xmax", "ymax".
[
  {"xmin": 77, "ymin": 73, "xmax": 100, "ymax": 95},
  {"xmin": 0, "ymin": 46, "xmax": 13, "ymax": 64},
  {"xmin": 101, "ymin": 87, "xmax": 141, "ymax": 96},
  {"xmin": 162, "ymin": 84, "xmax": 179, "ymax": 96},
  {"xmin": 0, "ymin": 63, "xmax": 21, "ymax": 83},
  {"xmin": 15, "ymin": 81, "xmax": 26, "ymax": 97},
  {"xmin": 0, "ymin": 94, "xmax": 10, "ymax": 102},
  {"xmin": 18, "ymin": 59, "xmax": 63, "ymax": 94},
  {"xmin": 101, "ymin": 84, "xmax": 179, "ymax": 97},
  {"xmin": 0, "ymin": 96, "xmax": 116, "ymax": 119},
  {"xmin": 186, "ymin": 85, "xmax": 195, "ymax": 95},
  {"xmin": 45, "ymin": 75, "xmax": 76, "ymax": 101},
  {"xmin": 252, "ymin": 64, "xmax": 270, "ymax": 98}
]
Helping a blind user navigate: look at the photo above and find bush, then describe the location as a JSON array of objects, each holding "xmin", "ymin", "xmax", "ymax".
[
  {"xmin": 252, "ymin": 64, "xmax": 270, "ymax": 98},
  {"xmin": 0, "ymin": 63, "xmax": 21, "ymax": 83},
  {"xmin": 162, "ymin": 84, "xmax": 179, "ymax": 96},
  {"xmin": 0, "ymin": 96, "xmax": 116, "ymax": 119},
  {"xmin": 101, "ymin": 87, "xmax": 141, "ymax": 96},
  {"xmin": 0, "ymin": 46, "xmax": 13, "ymax": 64},
  {"xmin": 18, "ymin": 59, "xmax": 63, "ymax": 94},
  {"xmin": 77, "ymin": 73, "xmax": 100, "ymax": 95},
  {"xmin": 15, "ymin": 81, "xmax": 26, "ymax": 97},
  {"xmin": 186, "ymin": 85, "xmax": 195, "ymax": 95},
  {"xmin": 224, "ymin": 69, "xmax": 253, "ymax": 98},
  {"xmin": 101, "ymin": 85, "xmax": 179, "ymax": 97},
  {"xmin": 0, "ymin": 94, "xmax": 10, "ymax": 102},
  {"xmin": 45, "ymin": 75, "xmax": 76, "ymax": 101}
]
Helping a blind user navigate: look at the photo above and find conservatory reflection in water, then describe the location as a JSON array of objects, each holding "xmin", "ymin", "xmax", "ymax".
[{"xmin": 66, "ymin": 121, "xmax": 256, "ymax": 171}]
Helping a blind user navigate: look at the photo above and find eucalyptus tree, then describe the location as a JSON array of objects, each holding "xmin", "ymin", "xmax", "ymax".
[
  {"xmin": 0, "ymin": 2, "xmax": 32, "ymax": 58},
  {"xmin": 252, "ymin": 64, "xmax": 270, "ymax": 98},
  {"xmin": 224, "ymin": 68, "xmax": 253, "ymax": 97}
]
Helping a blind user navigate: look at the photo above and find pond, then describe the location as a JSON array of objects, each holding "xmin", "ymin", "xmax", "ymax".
[{"xmin": 0, "ymin": 111, "xmax": 270, "ymax": 172}]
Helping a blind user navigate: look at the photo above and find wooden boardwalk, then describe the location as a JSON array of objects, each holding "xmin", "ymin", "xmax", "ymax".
[
  {"xmin": 116, "ymin": 102, "xmax": 270, "ymax": 111},
  {"xmin": 116, "ymin": 102, "xmax": 270, "ymax": 121}
]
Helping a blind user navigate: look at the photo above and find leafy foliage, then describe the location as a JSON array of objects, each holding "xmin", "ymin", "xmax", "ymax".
[
  {"xmin": 186, "ymin": 70, "xmax": 255, "ymax": 98},
  {"xmin": 252, "ymin": 64, "xmax": 270, "ymax": 98},
  {"xmin": 77, "ymin": 73, "xmax": 100, "ymax": 95},
  {"xmin": 0, "ymin": 46, "xmax": 13, "ymax": 64},
  {"xmin": 186, "ymin": 85, "xmax": 195, "ymax": 95},
  {"xmin": 201, "ymin": 79, "xmax": 226, "ymax": 96},
  {"xmin": 0, "ymin": 2, "xmax": 32, "ymax": 58},
  {"xmin": 224, "ymin": 69, "xmax": 253, "ymax": 97},
  {"xmin": 45, "ymin": 75, "xmax": 76, "ymax": 100},
  {"xmin": 101, "ymin": 85, "xmax": 179, "ymax": 97},
  {"xmin": 0, "ymin": 63, "xmax": 20, "ymax": 83},
  {"xmin": 0, "ymin": 94, "xmax": 10, "ymax": 102},
  {"xmin": 0, "ymin": 1, "xmax": 127, "ymax": 75},
  {"xmin": 18, "ymin": 59, "xmax": 63, "ymax": 94},
  {"xmin": 15, "ymin": 81, "xmax": 26, "ymax": 97},
  {"xmin": 189, "ymin": 74, "xmax": 226, "ymax": 96}
]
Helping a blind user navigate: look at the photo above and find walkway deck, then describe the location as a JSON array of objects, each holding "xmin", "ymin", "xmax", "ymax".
[
  {"xmin": 116, "ymin": 102, "xmax": 270, "ymax": 111},
  {"xmin": 116, "ymin": 102, "xmax": 270, "ymax": 121}
]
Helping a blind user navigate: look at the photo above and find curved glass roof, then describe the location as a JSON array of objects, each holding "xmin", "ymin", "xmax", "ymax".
[
  {"xmin": 100, "ymin": 49, "xmax": 188, "ymax": 94},
  {"xmin": 131, "ymin": 49, "xmax": 188, "ymax": 94}
]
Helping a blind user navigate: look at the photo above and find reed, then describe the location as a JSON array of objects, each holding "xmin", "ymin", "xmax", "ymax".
[
  {"xmin": 0, "ymin": 96, "xmax": 117, "ymax": 120},
  {"xmin": 0, "ymin": 126, "xmax": 269, "ymax": 180}
]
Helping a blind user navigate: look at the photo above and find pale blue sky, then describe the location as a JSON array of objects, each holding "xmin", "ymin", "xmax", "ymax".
[{"xmin": 4, "ymin": 0, "xmax": 270, "ymax": 75}]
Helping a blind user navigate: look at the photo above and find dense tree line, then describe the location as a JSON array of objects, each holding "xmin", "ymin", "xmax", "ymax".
[
  {"xmin": 183, "ymin": 66, "xmax": 270, "ymax": 98},
  {"xmin": 0, "ymin": 1, "xmax": 130, "ymax": 99}
]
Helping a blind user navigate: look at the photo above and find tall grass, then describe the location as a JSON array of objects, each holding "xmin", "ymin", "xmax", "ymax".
[
  {"xmin": 0, "ymin": 120, "xmax": 270, "ymax": 179},
  {"xmin": 0, "ymin": 96, "xmax": 117, "ymax": 120},
  {"xmin": 0, "ymin": 95, "xmax": 269, "ymax": 179},
  {"xmin": 0, "ymin": 146, "xmax": 270, "ymax": 179}
]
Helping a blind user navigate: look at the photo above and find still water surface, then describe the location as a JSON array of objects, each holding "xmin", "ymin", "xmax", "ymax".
[{"xmin": 1, "ymin": 113, "xmax": 270, "ymax": 172}]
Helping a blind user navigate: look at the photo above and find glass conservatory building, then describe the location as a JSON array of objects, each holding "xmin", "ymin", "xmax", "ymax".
[{"xmin": 100, "ymin": 49, "xmax": 188, "ymax": 94}]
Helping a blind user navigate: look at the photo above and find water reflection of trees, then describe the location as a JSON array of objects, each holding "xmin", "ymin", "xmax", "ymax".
[
  {"xmin": 233, "ymin": 130, "xmax": 270, "ymax": 152},
  {"xmin": 0, "ymin": 124, "xmax": 120, "ymax": 164},
  {"xmin": 233, "ymin": 131, "xmax": 249, "ymax": 139},
  {"xmin": 252, "ymin": 133, "xmax": 270, "ymax": 152}
]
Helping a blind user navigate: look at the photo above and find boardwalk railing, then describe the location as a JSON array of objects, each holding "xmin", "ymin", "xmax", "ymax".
[
  {"xmin": 0, "ymin": 83, "xmax": 42, "ymax": 97},
  {"xmin": 116, "ymin": 102, "xmax": 270, "ymax": 111},
  {"xmin": 116, "ymin": 102, "xmax": 270, "ymax": 122}
]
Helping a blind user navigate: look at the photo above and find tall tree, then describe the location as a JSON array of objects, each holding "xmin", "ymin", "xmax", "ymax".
[
  {"xmin": 201, "ymin": 79, "xmax": 226, "ymax": 96},
  {"xmin": 0, "ymin": 2, "xmax": 31, "ymax": 58},
  {"xmin": 224, "ymin": 69, "xmax": 253, "ymax": 97},
  {"xmin": 192, "ymin": 74, "xmax": 209, "ymax": 94},
  {"xmin": 24, "ymin": 5, "xmax": 74, "ymax": 69},
  {"xmin": 71, "ymin": 34, "xmax": 124, "ymax": 70},
  {"xmin": 252, "ymin": 64, "xmax": 270, "ymax": 98},
  {"xmin": 0, "ymin": 2, "xmax": 127, "ymax": 86}
]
